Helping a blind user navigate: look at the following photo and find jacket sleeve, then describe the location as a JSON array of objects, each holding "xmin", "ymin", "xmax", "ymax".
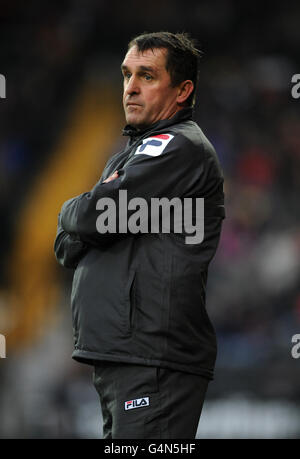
[
  {"xmin": 59, "ymin": 134, "xmax": 222, "ymax": 247},
  {"xmin": 54, "ymin": 211, "xmax": 89, "ymax": 268}
]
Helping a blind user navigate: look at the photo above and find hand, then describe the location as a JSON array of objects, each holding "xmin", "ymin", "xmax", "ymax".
[{"xmin": 103, "ymin": 171, "xmax": 119, "ymax": 183}]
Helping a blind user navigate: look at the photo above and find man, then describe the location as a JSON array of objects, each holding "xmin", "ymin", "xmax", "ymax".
[{"xmin": 54, "ymin": 32, "xmax": 225, "ymax": 439}]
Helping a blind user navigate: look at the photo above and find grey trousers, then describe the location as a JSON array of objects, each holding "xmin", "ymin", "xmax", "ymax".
[{"xmin": 92, "ymin": 361, "xmax": 209, "ymax": 439}]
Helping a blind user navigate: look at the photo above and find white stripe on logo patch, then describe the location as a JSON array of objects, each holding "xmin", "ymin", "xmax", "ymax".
[{"xmin": 124, "ymin": 396, "xmax": 150, "ymax": 410}]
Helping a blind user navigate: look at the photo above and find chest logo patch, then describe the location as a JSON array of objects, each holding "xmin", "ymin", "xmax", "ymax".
[{"xmin": 135, "ymin": 134, "xmax": 174, "ymax": 157}]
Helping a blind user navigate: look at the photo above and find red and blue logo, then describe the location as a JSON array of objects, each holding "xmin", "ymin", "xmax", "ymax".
[
  {"xmin": 135, "ymin": 134, "xmax": 174, "ymax": 157},
  {"xmin": 125, "ymin": 397, "xmax": 150, "ymax": 410}
]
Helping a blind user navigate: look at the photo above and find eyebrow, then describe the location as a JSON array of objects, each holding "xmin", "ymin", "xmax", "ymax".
[{"xmin": 121, "ymin": 64, "xmax": 157, "ymax": 74}]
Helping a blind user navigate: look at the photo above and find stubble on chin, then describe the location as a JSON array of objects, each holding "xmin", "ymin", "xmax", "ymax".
[
  {"xmin": 125, "ymin": 111, "xmax": 142, "ymax": 128},
  {"xmin": 125, "ymin": 104, "xmax": 146, "ymax": 126}
]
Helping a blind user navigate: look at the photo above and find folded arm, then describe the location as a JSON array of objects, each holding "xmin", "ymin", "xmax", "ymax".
[
  {"xmin": 54, "ymin": 211, "xmax": 89, "ymax": 269},
  {"xmin": 59, "ymin": 134, "xmax": 223, "ymax": 247}
]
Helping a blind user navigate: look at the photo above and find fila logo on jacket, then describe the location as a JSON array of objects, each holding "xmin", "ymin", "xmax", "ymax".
[{"xmin": 124, "ymin": 397, "xmax": 150, "ymax": 410}]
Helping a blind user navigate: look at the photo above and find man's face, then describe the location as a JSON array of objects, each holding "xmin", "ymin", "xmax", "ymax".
[{"xmin": 121, "ymin": 46, "xmax": 181, "ymax": 129}]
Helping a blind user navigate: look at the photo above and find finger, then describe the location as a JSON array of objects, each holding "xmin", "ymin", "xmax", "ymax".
[{"xmin": 103, "ymin": 171, "xmax": 119, "ymax": 183}]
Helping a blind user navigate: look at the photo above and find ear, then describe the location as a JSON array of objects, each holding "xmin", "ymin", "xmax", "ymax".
[{"xmin": 177, "ymin": 80, "xmax": 194, "ymax": 105}]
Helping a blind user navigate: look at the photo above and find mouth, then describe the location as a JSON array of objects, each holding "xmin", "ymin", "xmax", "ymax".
[{"xmin": 126, "ymin": 102, "xmax": 142, "ymax": 108}]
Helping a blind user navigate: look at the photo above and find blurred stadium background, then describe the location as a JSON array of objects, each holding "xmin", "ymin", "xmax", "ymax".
[{"xmin": 0, "ymin": 0, "xmax": 300, "ymax": 438}]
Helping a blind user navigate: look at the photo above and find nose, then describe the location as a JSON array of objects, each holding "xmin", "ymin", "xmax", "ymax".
[{"xmin": 124, "ymin": 74, "xmax": 140, "ymax": 97}]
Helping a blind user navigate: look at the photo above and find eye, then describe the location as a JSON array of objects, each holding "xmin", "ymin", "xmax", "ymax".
[
  {"xmin": 124, "ymin": 72, "xmax": 131, "ymax": 79},
  {"xmin": 144, "ymin": 74, "xmax": 152, "ymax": 81}
]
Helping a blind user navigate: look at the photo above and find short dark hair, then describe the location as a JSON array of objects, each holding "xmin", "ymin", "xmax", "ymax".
[{"xmin": 128, "ymin": 31, "xmax": 201, "ymax": 107}]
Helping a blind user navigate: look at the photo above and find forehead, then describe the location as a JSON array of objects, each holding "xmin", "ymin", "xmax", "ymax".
[{"xmin": 122, "ymin": 46, "xmax": 168, "ymax": 71}]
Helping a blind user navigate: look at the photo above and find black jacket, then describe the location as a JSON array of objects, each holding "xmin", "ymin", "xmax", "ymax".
[{"xmin": 54, "ymin": 108, "xmax": 225, "ymax": 380}]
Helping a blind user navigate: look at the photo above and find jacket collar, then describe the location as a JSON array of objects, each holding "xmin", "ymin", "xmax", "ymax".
[{"xmin": 122, "ymin": 107, "xmax": 193, "ymax": 142}]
